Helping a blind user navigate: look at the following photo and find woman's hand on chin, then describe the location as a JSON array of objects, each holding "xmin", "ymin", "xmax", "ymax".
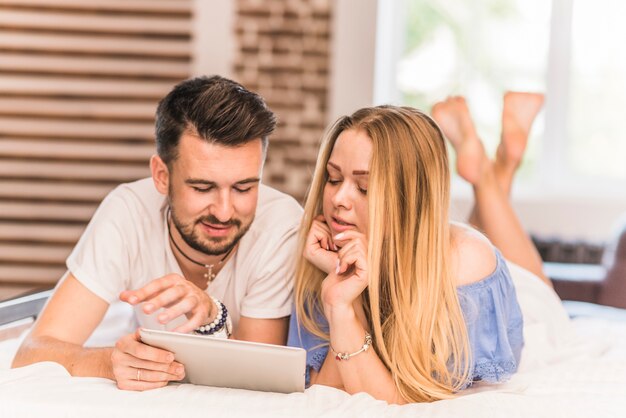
[
  {"xmin": 321, "ymin": 231, "xmax": 369, "ymax": 318},
  {"xmin": 303, "ymin": 215, "xmax": 339, "ymax": 274}
]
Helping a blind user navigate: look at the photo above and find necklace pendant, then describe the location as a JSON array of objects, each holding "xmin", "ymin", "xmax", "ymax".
[{"xmin": 206, "ymin": 264, "xmax": 215, "ymax": 282}]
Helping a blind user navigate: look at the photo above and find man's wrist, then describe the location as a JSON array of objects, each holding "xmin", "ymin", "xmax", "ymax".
[
  {"xmin": 71, "ymin": 346, "xmax": 115, "ymax": 380},
  {"xmin": 194, "ymin": 297, "xmax": 231, "ymax": 338},
  {"xmin": 101, "ymin": 347, "xmax": 116, "ymax": 380},
  {"xmin": 206, "ymin": 296, "xmax": 218, "ymax": 323}
]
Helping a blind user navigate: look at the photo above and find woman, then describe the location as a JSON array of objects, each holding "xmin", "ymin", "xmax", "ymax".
[{"xmin": 288, "ymin": 93, "xmax": 547, "ymax": 404}]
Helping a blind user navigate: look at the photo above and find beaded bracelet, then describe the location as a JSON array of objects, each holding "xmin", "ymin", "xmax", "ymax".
[
  {"xmin": 194, "ymin": 297, "xmax": 229, "ymax": 336},
  {"xmin": 330, "ymin": 332, "xmax": 373, "ymax": 361}
]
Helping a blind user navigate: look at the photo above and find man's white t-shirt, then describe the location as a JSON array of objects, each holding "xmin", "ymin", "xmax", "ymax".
[{"xmin": 66, "ymin": 178, "xmax": 303, "ymax": 333}]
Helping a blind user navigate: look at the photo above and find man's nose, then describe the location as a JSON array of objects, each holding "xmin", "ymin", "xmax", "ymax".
[{"xmin": 210, "ymin": 190, "xmax": 234, "ymax": 222}]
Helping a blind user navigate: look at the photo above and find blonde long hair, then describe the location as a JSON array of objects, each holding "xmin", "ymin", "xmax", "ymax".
[{"xmin": 294, "ymin": 106, "xmax": 470, "ymax": 402}]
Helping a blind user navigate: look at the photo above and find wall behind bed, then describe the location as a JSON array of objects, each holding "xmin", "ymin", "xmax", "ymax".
[
  {"xmin": 0, "ymin": 0, "xmax": 192, "ymax": 291},
  {"xmin": 0, "ymin": 0, "xmax": 333, "ymax": 292}
]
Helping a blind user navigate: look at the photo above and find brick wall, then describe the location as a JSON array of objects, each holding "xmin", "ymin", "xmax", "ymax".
[{"xmin": 233, "ymin": 0, "xmax": 332, "ymax": 202}]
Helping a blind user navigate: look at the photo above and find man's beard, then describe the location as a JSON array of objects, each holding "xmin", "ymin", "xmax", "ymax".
[{"xmin": 169, "ymin": 207, "xmax": 252, "ymax": 256}]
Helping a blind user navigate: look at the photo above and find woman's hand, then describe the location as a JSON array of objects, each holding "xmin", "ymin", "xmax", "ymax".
[
  {"xmin": 321, "ymin": 231, "xmax": 369, "ymax": 314},
  {"xmin": 303, "ymin": 215, "xmax": 339, "ymax": 274}
]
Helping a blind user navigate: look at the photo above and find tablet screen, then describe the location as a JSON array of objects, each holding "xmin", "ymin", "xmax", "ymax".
[{"xmin": 139, "ymin": 328, "xmax": 306, "ymax": 393}]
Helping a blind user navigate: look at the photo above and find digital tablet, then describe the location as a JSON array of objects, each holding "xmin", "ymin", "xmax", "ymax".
[{"xmin": 139, "ymin": 328, "xmax": 306, "ymax": 393}]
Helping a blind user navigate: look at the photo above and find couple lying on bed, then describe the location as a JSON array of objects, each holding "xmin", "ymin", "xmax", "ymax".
[{"xmin": 12, "ymin": 76, "xmax": 552, "ymax": 404}]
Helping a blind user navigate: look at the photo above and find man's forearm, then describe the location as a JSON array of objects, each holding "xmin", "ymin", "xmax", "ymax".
[{"xmin": 12, "ymin": 335, "xmax": 114, "ymax": 380}]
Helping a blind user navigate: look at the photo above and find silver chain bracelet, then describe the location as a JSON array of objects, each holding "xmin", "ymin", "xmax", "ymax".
[{"xmin": 330, "ymin": 332, "xmax": 372, "ymax": 361}]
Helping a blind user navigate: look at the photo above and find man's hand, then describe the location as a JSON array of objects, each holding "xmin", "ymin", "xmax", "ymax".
[
  {"xmin": 120, "ymin": 273, "xmax": 215, "ymax": 333},
  {"xmin": 111, "ymin": 330, "xmax": 185, "ymax": 391}
]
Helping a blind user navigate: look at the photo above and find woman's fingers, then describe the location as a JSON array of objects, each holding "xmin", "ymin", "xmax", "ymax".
[
  {"xmin": 336, "ymin": 241, "xmax": 357, "ymax": 273},
  {"xmin": 335, "ymin": 234, "xmax": 367, "ymax": 274},
  {"xmin": 304, "ymin": 217, "xmax": 340, "ymax": 273},
  {"xmin": 310, "ymin": 217, "xmax": 338, "ymax": 250},
  {"xmin": 310, "ymin": 221, "xmax": 333, "ymax": 246},
  {"xmin": 320, "ymin": 234, "xmax": 330, "ymax": 251},
  {"xmin": 332, "ymin": 230, "xmax": 364, "ymax": 248},
  {"xmin": 338, "ymin": 250, "xmax": 367, "ymax": 281}
]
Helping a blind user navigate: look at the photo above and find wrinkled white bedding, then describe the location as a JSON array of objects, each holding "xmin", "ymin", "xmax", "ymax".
[{"xmin": 1, "ymin": 263, "xmax": 625, "ymax": 418}]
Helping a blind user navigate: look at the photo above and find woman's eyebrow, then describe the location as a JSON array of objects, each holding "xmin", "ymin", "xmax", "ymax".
[
  {"xmin": 327, "ymin": 161, "xmax": 341, "ymax": 171},
  {"xmin": 328, "ymin": 162, "xmax": 368, "ymax": 175}
]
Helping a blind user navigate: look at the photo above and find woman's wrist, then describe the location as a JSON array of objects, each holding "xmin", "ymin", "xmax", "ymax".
[
  {"xmin": 325, "ymin": 297, "xmax": 369, "ymax": 329},
  {"xmin": 325, "ymin": 302, "xmax": 356, "ymax": 324},
  {"xmin": 330, "ymin": 332, "xmax": 372, "ymax": 361},
  {"xmin": 327, "ymin": 305, "xmax": 370, "ymax": 359}
]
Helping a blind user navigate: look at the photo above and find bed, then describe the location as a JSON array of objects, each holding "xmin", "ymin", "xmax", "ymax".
[{"xmin": 1, "ymin": 264, "xmax": 625, "ymax": 418}]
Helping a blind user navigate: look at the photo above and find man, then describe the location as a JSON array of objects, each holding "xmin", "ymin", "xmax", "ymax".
[{"xmin": 12, "ymin": 76, "xmax": 303, "ymax": 391}]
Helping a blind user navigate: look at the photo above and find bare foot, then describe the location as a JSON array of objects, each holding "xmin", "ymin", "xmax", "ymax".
[
  {"xmin": 497, "ymin": 92, "xmax": 544, "ymax": 171},
  {"xmin": 431, "ymin": 96, "xmax": 487, "ymax": 185}
]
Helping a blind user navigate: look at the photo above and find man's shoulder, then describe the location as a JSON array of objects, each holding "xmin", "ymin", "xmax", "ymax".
[
  {"xmin": 235, "ymin": 185, "xmax": 302, "ymax": 271},
  {"xmin": 112, "ymin": 177, "xmax": 159, "ymax": 199},
  {"xmin": 107, "ymin": 178, "xmax": 164, "ymax": 211},
  {"xmin": 238, "ymin": 184, "xmax": 303, "ymax": 252},
  {"xmin": 96, "ymin": 177, "xmax": 166, "ymax": 227},
  {"xmin": 255, "ymin": 184, "xmax": 303, "ymax": 227}
]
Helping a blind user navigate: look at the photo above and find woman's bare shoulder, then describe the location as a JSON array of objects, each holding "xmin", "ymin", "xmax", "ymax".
[{"xmin": 449, "ymin": 222, "xmax": 497, "ymax": 286}]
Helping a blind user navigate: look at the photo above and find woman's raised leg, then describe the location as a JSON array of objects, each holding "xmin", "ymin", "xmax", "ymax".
[{"xmin": 431, "ymin": 94, "xmax": 551, "ymax": 287}]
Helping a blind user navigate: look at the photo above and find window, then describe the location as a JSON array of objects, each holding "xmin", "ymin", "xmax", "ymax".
[
  {"xmin": 567, "ymin": 0, "xmax": 626, "ymax": 182},
  {"xmin": 382, "ymin": 0, "xmax": 626, "ymax": 196}
]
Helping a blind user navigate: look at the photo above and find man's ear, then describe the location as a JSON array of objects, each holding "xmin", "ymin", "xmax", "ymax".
[{"xmin": 150, "ymin": 155, "xmax": 170, "ymax": 195}]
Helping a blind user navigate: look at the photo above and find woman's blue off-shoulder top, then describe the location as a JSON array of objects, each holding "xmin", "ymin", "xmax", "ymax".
[{"xmin": 287, "ymin": 249, "xmax": 524, "ymax": 387}]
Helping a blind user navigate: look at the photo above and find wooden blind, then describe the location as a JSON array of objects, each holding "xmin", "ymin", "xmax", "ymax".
[{"xmin": 0, "ymin": 0, "xmax": 192, "ymax": 286}]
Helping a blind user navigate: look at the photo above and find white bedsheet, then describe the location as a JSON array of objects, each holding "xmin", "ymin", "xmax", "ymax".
[{"xmin": 2, "ymin": 263, "xmax": 625, "ymax": 418}]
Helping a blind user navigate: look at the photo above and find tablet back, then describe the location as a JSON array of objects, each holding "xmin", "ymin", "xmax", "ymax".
[{"xmin": 140, "ymin": 329, "xmax": 306, "ymax": 393}]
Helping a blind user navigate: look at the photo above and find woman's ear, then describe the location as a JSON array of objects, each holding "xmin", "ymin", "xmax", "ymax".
[{"xmin": 150, "ymin": 155, "xmax": 170, "ymax": 195}]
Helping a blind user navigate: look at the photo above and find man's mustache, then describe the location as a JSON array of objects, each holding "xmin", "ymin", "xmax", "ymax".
[{"xmin": 197, "ymin": 215, "xmax": 241, "ymax": 228}]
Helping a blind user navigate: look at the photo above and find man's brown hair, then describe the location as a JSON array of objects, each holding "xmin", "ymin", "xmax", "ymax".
[{"xmin": 155, "ymin": 75, "xmax": 276, "ymax": 165}]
